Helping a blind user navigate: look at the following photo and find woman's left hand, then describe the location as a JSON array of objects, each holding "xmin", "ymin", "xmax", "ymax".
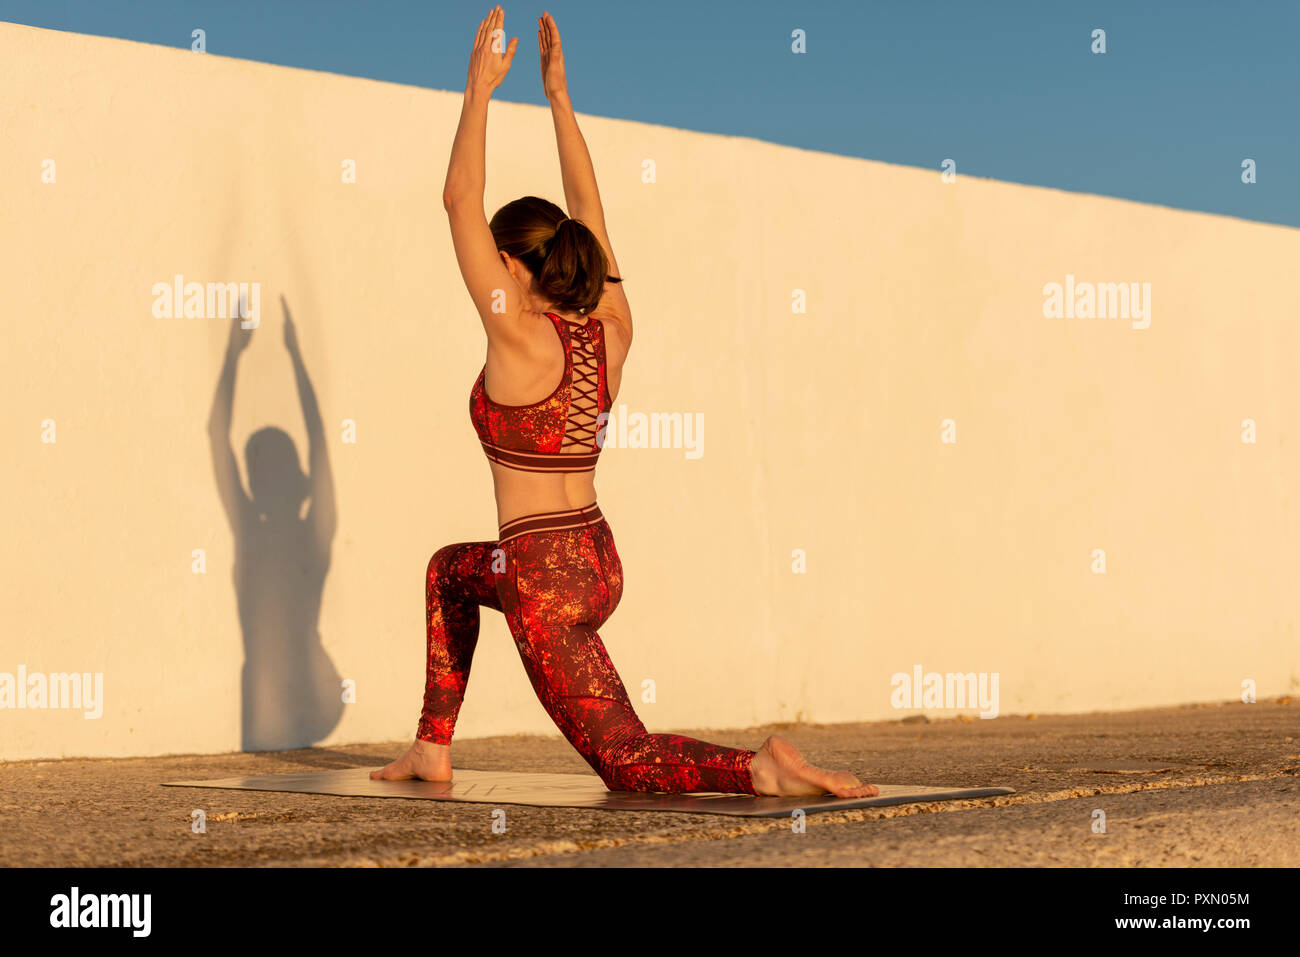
[{"xmin": 467, "ymin": 6, "xmax": 518, "ymax": 95}]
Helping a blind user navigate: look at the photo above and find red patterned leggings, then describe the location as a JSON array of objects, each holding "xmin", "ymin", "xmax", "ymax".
[{"xmin": 417, "ymin": 503, "xmax": 758, "ymax": 794}]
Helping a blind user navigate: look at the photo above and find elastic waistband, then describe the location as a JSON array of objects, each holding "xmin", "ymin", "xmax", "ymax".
[
  {"xmin": 498, "ymin": 503, "xmax": 604, "ymax": 545},
  {"xmin": 481, "ymin": 440, "xmax": 600, "ymax": 473}
]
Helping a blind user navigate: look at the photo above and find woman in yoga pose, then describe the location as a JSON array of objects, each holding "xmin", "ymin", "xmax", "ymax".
[{"xmin": 375, "ymin": 8, "xmax": 876, "ymax": 798}]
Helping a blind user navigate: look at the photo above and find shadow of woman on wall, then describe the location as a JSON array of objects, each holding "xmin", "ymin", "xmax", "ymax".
[{"xmin": 207, "ymin": 295, "xmax": 343, "ymax": 751}]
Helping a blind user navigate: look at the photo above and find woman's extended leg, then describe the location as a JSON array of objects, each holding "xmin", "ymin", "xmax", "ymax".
[
  {"xmin": 510, "ymin": 619, "xmax": 878, "ymax": 797},
  {"xmin": 498, "ymin": 519, "xmax": 878, "ymax": 797},
  {"xmin": 372, "ymin": 540, "xmax": 502, "ymax": 781},
  {"xmin": 513, "ymin": 615, "xmax": 762, "ymax": 794},
  {"xmin": 498, "ymin": 522, "xmax": 755, "ymax": 794}
]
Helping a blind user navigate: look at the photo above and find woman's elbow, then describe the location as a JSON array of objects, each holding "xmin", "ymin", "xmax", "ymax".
[{"xmin": 442, "ymin": 187, "xmax": 479, "ymax": 212}]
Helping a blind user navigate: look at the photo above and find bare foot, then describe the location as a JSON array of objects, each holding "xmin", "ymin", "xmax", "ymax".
[
  {"xmin": 748, "ymin": 734, "xmax": 878, "ymax": 798},
  {"xmin": 370, "ymin": 738, "xmax": 452, "ymax": 782}
]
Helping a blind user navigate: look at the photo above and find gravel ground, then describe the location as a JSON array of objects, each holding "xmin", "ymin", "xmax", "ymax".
[{"xmin": 1, "ymin": 700, "xmax": 1296, "ymax": 867}]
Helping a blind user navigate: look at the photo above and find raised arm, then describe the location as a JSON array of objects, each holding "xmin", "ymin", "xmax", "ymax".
[
  {"xmin": 282, "ymin": 297, "xmax": 336, "ymax": 549},
  {"xmin": 208, "ymin": 316, "xmax": 254, "ymax": 532},
  {"xmin": 539, "ymin": 12, "xmax": 632, "ymax": 341},
  {"xmin": 443, "ymin": 6, "xmax": 537, "ymax": 346}
]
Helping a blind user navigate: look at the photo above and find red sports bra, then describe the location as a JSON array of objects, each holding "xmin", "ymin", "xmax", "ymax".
[{"xmin": 469, "ymin": 312, "xmax": 611, "ymax": 472}]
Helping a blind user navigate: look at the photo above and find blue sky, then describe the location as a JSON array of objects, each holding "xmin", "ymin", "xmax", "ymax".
[{"xmin": 6, "ymin": 0, "xmax": 1297, "ymax": 227}]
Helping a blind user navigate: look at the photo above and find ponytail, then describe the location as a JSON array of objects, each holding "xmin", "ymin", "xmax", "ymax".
[{"xmin": 489, "ymin": 196, "xmax": 622, "ymax": 315}]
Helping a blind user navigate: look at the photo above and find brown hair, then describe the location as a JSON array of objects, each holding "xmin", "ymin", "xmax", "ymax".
[{"xmin": 488, "ymin": 196, "xmax": 621, "ymax": 315}]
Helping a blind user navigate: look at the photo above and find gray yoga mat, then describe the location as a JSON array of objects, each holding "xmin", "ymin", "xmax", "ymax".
[{"xmin": 165, "ymin": 767, "xmax": 1014, "ymax": 817}]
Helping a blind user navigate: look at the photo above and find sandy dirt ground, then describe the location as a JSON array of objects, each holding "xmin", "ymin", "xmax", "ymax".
[{"xmin": 2, "ymin": 700, "xmax": 1296, "ymax": 867}]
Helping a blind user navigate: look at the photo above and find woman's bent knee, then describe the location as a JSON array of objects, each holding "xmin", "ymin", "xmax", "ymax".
[{"xmin": 427, "ymin": 543, "xmax": 464, "ymax": 595}]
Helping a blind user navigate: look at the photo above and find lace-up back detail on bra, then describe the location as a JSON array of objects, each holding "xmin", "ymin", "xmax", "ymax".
[{"xmin": 469, "ymin": 312, "xmax": 611, "ymax": 473}]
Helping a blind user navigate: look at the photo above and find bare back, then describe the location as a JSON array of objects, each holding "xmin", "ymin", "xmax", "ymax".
[{"xmin": 478, "ymin": 295, "xmax": 631, "ymax": 527}]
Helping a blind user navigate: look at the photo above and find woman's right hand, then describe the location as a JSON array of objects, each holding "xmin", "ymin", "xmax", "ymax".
[
  {"xmin": 467, "ymin": 6, "xmax": 518, "ymax": 96},
  {"xmin": 227, "ymin": 314, "xmax": 252, "ymax": 357},
  {"xmin": 538, "ymin": 11, "xmax": 568, "ymax": 100}
]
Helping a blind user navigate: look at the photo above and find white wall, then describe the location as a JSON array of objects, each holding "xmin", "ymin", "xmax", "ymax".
[{"xmin": 2, "ymin": 22, "xmax": 1297, "ymax": 760}]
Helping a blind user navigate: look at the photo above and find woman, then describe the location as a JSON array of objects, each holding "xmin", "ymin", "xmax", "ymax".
[{"xmin": 374, "ymin": 8, "xmax": 876, "ymax": 798}]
